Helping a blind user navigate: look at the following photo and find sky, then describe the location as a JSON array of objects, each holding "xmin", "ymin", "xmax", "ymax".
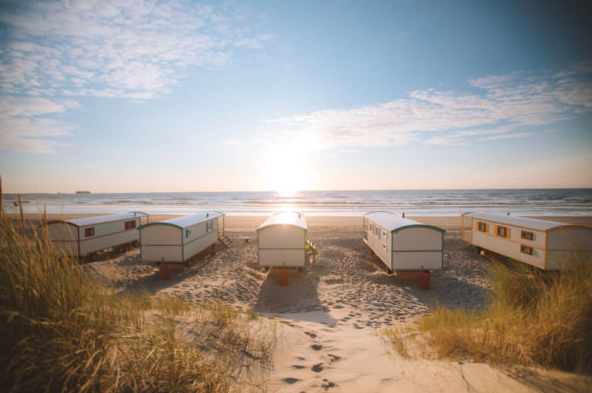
[{"xmin": 1, "ymin": 0, "xmax": 591, "ymax": 193}]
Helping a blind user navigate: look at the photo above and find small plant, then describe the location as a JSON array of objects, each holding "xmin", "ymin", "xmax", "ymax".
[
  {"xmin": 246, "ymin": 308, "xmax": 260, "ymax": 320},
  {"xmin": 387, "ymin": 257, "xmax": 592, "ymax": 374}
]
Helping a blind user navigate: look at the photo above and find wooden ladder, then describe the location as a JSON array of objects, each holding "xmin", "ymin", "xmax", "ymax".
[{"xmin": 219, "ymin": 234, "xmax": 232, "ymax": 248}]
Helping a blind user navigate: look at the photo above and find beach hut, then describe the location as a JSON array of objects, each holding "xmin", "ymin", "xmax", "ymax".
[
  {"xmin": 46, "ymin": 212, "xmax": 148, "ymax": 258},
  {"xmin": 461, "ymin": 212, "xmax": 592, "ymax": 270},
  {"xmin": 139, "ymin": 211, "xmax": 224, "ymax": 263},
  {"xmin": 363, "ymin": 211, "xmax": 445, "ymax": 272},
  {"xmin": 257, "ymin": 211, "xmax": 308, "ymax": 268}
]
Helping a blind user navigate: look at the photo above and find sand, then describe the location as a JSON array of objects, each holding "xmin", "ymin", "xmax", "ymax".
[{"xmin": 26, "ymin": 214, "xmax": 592, "ymax": 392}]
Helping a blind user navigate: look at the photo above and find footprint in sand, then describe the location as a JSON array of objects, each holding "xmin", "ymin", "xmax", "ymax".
[
  {"xmin": 311, "ymin": 344, "xmax": 322, "ymax": 351},
  {"xmin": 304, "ymin": 331, "xmax": 317, "ymax": 338},
  {"xmin": 282, "ymin": 377, "xmax": 300, "ymax": 384},
  {"xmin": 311, "ymin": 363, "xmax": 324, "ymax": 372},
  {"xmin": 321, "ymin": 379, "xmax": 337, "ymax": 389},
  {"xmin": 292, "ymin": 365, "xmax": 306, "ymax": 369},
  {"xmin": 328, "ymin": 354, "xmax": 340, "ymax": 363}
]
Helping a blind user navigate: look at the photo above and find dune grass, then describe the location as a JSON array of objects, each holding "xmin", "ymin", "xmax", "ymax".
[
  {"xmin": 386, "ymin": 256, "xmax": 592, "ymax": 374},
  {"xmin": 0, "ymin": 209, "xmax": 274, "ymax": 392}
]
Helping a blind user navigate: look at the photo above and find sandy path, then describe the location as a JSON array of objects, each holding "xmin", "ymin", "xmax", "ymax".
[{"xmin": 268, "ymin": 308, "xmax": 587, "ymax": 393}]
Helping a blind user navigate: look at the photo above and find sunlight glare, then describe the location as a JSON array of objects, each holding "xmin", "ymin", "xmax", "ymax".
[{"xmin": 264, "ymin": 144, "xmax": 308, "ymax": 194}]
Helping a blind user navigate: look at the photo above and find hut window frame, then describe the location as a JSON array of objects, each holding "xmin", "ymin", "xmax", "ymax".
[
  {"xmin": 495, "ymin": 225, "xmax": 509, "ymax": 238},
  {"xmin": 521, "ymin": 230, "xmax": 534, "ymax": 241},
  {"xmin": 477, "ymin": 221, "xmax": 488, "ymax": 233},
  {"xmin": 124, "ymin": 220, "xmax": 136, "ymax": 230},
  {"xmin": 85, "ymin": 227, "xmax": 95, "ymax": 237},
  {"xmin": 520, "ymin": 245, "xmax": 533, "ymax": 255}
]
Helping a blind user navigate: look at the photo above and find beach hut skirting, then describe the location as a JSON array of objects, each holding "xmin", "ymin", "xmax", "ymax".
[
  {"xmin": 139, "ymin": 211, "xmax": 224, "ymax": 263},
  {"xmin": 257, "ymin": 211, "xmax": 308, "ymax": 268},
  {"xmin": 46, "ymin": 212, "xmax": 148, "ymax": 257},
  {"xmin": 363, "ymin": 211, "xmax": 445, "ymax": 272},
  {"xmin": 461, "ymin": 212, "xmax": 592, "ymax": 270}
]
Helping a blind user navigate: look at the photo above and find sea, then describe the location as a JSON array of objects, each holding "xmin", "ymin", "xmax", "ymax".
[{"xmin": 3, "ymin": 189, "xmax": 592, "ymax": 217}]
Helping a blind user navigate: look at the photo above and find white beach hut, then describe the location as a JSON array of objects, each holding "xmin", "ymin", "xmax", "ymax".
[
  {"xmin": 363, "ymin": 211, "xmax": 445, "ymax": 272},
  {"xmin": 139, "ymin": 211, "xmax": 224, "ymax": 263},
  {"xmin": 461, "ymin": 212, "xmax": 592, "ymax": 270},
  {"xmin": 257, "ymin": 211, "xmax": 308, "ymax": 268},
  {"xmin": 46, "ymin": 212, "xmax": 148, "ymax": 258}
]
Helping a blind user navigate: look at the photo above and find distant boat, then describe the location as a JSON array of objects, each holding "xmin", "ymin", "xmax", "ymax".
[{"xmin": 76, "ymin": 191, "xmax": 91, "ymax": 194}]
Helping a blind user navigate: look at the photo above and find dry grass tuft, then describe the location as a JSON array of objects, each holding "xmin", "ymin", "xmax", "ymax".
[
  {"xmin": 0, "ymin": 211, "xmax": 275, "ymax": 393},
  {"xmin": 387, "ymin": 256, "xmax": 592, "ymax": 373}
]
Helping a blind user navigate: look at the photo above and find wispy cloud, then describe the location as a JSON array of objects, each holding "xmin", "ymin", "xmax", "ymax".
[
  {"xmin": 264, "ymin": 64, "xmax": 592, "ymax": 149},
  {"xmin": 0, "ymin": 0, "xmax": 269, "ymax": 153}
]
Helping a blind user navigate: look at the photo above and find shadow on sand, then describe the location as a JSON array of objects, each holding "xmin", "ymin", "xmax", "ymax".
[{"xmin": 254, "ymin": 268, "xmax": 328, "ymax": 316}]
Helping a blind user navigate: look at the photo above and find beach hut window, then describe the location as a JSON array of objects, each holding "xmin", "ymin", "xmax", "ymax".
[
  {"xmin": 521, "ymin": 230, "xmax": 534, "ymax": 241},
  {"xmin": 124, "ymin": 220, "xmax": 136, "ymax": 230},
  {"xmin": 520, "ymin": 245, "xmax": 533, "ymax": 255},
  {"xmin": 85, "ymin": 227, "xmax": 95, "ymax": 237},
  {"xmin": 495, "ymin": 225, "xmax": 509, "ymax": 238},
  {"xmin": 477, "ymin": 221, "xmax": 488, "ymax": 232},
  {"xmin": 185, "ymin": 229, "xmax": 190, "ymax": 238}
]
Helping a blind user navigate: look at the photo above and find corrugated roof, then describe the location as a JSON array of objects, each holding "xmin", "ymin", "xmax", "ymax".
[
  {"xmin": 139, "ymin": 211, "xmax": 223, "ymax": 230},
  {"xmin": 364, "ymin": 211, "xmax": 445, "ymax": 233},
  {"xmin": 257, "ymin": 211, "xmax": 307, "ymax": 231},
  {"xmin": 463, "ymin": 212, "xmax": 586, "ymax": 232},
  {"xmin": 50, "ymin": 212, "xmax": 148, "ymax": 227}
]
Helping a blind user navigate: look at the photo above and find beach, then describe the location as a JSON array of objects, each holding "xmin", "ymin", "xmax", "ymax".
[{"xmin": 22, "ymin": 213, "xmax": 589, "ymax": 392}]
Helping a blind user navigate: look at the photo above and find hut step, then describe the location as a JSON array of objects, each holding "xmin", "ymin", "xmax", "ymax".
[{"xmin": 219, "ymin": 235, "xmax": 233, "ymax": 248}]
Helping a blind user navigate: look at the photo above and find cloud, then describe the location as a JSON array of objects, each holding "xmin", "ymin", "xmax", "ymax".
[
  {"xmin": 477, "ymin": 132, "xmax": 532, "ymax": 141},
  {"xmin": 0, "ymin": 0, "xmax": 270, "ymax": 153},
  {"xmin": 264, "ymin": 64, "xmax": 592, "ymax": 149}
]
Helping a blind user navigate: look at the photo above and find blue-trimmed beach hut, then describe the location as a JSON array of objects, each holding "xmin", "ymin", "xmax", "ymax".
[
  {"xmin": 363, "ymin": 211, "xmax": 445, "ymax": 272},
  {"xmin": 138, "ymin": 211, "xmax": 224, "ymax": 263}
]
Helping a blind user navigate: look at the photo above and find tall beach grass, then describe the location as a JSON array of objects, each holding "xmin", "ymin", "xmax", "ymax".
[
  {"xmin": 0, "ymin": 204, "xmax": 274, "ymax": 392},
  {"xmin": 387, "ymin": 255, "xmax": 592, "ymax": 373}
]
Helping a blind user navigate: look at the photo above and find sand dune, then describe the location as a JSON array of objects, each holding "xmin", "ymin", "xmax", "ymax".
[{"xmin": 74, "ymin": 215, "xmax": 592, "ymax": 392}]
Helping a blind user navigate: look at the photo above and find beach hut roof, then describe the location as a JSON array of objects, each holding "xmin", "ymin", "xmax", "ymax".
[
  {"xmin": 462, "ymin": 212, "xmax": 590, "ymax": 232},
  {"xmin": 47, "ymin": 212, "xmax": 148, "ymax": 228},
  {"xmin": 138, "ymin": 211, "xmax": 224, "ymax": 230},
  {"xmin": 364, "ymin": 211, "xmax": 445, "ymax": 233},
  {"xmin": 257, "ymin": 211, "xmax": 307, "ymax": 231}
]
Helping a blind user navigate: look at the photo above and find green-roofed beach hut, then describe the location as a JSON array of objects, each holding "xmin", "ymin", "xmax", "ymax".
[{"xmin": 363, "ymin": 211, "xmax": 445, "ymax": 272}]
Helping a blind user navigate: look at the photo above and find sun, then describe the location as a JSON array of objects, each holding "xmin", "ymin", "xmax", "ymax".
[{"xmin": 264, "ymin": 144, "xmax": 308, "ymax": 195}]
